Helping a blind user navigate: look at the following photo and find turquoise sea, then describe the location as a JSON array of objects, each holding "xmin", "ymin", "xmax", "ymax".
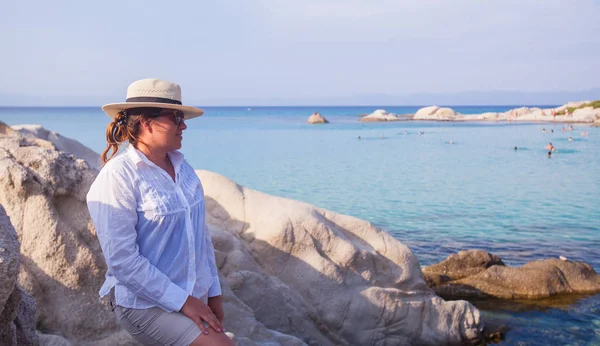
[{"xmin": 1, "ymin": 106, "xmax": 599, "ymax": 345}]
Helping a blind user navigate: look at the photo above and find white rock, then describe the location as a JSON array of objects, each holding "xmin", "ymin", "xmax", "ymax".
[
  {"xmin": 198, "ymin": 170, "xmax": 483, "ymax": 345},
  {"xmin": 414, "ymin": 106, "xmax": 439, "ymax": 118},
  {"xmin": 413, "ymin": 106, "xmax": 458, "ymax": 120},
  {"xmin": 572, "ymin": 107, "xmax": 600, "ymax": 122},
  {"xmin": 360, "ymin": 109, "xmax": 400, "ymax": 122},
  {"xmin": 12, "ymin": 124, "xmax": 101, "ymax": 169}
]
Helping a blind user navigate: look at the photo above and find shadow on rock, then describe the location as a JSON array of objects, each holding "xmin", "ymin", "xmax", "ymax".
[{"xmin": 200, "ymin": 171, "xmax": 485, "ymax": 346}]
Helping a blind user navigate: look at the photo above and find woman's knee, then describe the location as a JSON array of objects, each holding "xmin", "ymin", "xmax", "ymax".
[{"xmin": 190, "ymin": 331, "xmax": 234, "ymax": 346}]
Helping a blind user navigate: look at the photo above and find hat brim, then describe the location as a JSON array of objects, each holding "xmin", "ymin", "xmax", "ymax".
[{"xmin": 101, "ymin": 102, "xmax": 204, "ymax": 120}]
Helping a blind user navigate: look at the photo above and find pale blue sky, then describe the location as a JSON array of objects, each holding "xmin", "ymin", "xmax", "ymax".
[{"xmin": 2, "ymin": 0, "xmax": 600, "ymax": 105}]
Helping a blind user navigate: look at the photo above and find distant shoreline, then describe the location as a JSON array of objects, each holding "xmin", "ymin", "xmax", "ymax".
[{"xmin": 358, "ymin": 102, "xmax": 600, "ymax": 124}]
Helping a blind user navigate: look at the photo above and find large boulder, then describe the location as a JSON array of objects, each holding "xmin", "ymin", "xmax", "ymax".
[
  {"xmin": 0, "ymin": 122, "xmax": 117, "ymax": 343},
  {"xmin": 413, "ymin": 106, "xmax": 458, "ymax": 120},
  {"xmin": 422, "ymin": 250, "xmax": 504, "ymax": 287},
  {"xmin": 307, "ymin": 112, "xmax": 329, "ymax": 124},
  {"xmin": 423, "ymin": 250, "xmax": 600, "ymax": 300},
  {"xmin": 0, "ymin": 205, "xmax": 20, "ymax": 334},
  {"xmin": 199, "ymin": 170, "xmax": 484, "ymax": 345},
  {"xmin": 0, "ymin": 204, "xmax": 38, "ymax": 346}
]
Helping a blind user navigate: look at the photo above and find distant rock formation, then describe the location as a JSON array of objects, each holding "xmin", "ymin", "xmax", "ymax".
[
  {"xmin": 412, "ymin": 101, "xmax": 600, "ymax": 123},
  {"xmin": 0, "ymin": 204, "xmax": 39, "ymax": 346},
  {"xmin": 307, "ymin": 112, "xmax": 329, "ymax": 124},
  {"xmin": 413, "ymin": 106, "xmax": 458, "ymax": 121},
  {"xmin": 423, "ymin": 250, "xmax": 600, "ymax": 300},
  {"xmin": 359, "ymin": 109, "xmax": 400, "ymax": 122}
]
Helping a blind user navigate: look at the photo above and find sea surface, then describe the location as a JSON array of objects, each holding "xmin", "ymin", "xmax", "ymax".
[{"xmin": 1, "ymin": 106, "xmax": 599, "ymax": 345}]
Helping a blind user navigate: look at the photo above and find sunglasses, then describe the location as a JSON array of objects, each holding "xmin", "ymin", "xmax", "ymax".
[
  {"xmin": 154, "ymin": 109, "xmax": 185, "ymax": 126},
  {"xmin": 124, "ymin": 107, "xmax": 186, "ymax": 126}
]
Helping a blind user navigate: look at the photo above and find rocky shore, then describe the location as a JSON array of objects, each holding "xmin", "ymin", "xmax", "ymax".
[
  {"xmin": 354, "ymin": 101, "xmax": 600, "ymax": 123},
  {"xmin": 1, "ymin": 121, "xmax": 599, "ymax": 345}
]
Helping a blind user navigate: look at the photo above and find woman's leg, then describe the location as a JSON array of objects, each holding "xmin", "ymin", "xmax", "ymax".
[
  {"xmin": 190, "ymin": 330, "xmax": 235, "ymax": 346},
  {"xmin": 116, "ymin": 305, "xmax": 228, "ymax": 345}
]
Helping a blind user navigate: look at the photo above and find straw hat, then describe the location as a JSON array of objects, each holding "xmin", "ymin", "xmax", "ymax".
[{"xmin": 101, "ymin": 78, "xmax": 204, "ymax": 120}]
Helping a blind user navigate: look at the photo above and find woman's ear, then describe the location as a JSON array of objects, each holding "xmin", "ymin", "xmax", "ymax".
[{"xmin": 141, "ymin": 118, "xmax": 153, "ymax": 133}]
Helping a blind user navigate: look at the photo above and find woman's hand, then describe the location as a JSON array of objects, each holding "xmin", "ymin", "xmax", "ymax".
[
  {"xmin": 180, "ymin": 295, "xmax": 223, "ymax": 334},
  {"xmin": 208, "ymin": 296, "xmax": 225, "ymax": 324}
]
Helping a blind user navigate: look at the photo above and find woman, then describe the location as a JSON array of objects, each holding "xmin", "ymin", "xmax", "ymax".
[{"xmin": 87, "ymin": 78, "xmax": 234, "ymax": 346}]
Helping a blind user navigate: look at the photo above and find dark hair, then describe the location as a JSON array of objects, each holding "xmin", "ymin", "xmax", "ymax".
[{"xmin": 101, "ymin": 107, "xmax": 162, "ymax": 163}]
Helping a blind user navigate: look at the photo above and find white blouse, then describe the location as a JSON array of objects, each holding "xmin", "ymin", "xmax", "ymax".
[{"xmin": 87, "ymin": 145, "xmax": 220, "ymax": 312}]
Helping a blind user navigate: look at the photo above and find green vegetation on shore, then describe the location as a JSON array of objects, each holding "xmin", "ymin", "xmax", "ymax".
[{"xmin": 556, "ymin": 100, "xmax": 600, "ymax": 115}]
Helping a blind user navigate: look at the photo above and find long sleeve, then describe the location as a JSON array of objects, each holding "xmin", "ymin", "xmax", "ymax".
[
  {"xmin": 87, "ymin": 168, "xmax": 189, "ymax": 312},
  {"xmin": 204, "ymin": 215, "xmax": 222, "ymax": 297}
]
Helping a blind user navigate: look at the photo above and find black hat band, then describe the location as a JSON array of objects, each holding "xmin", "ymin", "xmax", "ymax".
[{"xmin": 126, "ymin": 97, "xmax": 182, "ymax": 105}]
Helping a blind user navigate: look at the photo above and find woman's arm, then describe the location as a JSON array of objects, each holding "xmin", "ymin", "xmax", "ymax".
[{"xmin": 208, "ymin": 295, "xmax": 224, "ymax": 323}]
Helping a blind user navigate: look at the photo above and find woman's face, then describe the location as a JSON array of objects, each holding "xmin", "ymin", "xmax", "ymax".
[{"xmin": 140, "ymin": 109, "xmax": 187, "ymax": 151}]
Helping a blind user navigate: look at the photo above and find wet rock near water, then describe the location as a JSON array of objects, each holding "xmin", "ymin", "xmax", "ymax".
[
  {"xmin": 423, "ymin": 250, "xmax": 600, "ymax": 300},
  {"xmin": 422, "ymin": 249, "xmax": 505, "ymax": 287}
]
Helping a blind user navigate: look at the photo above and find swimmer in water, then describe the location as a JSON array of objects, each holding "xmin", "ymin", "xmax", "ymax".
[
  {"xmin": 514, "ymin": 146, "xmax": 518, "ymax": 151},
  {"xmin": 568, "ymin": 137, "xmax": 573, "ymax": 141}
]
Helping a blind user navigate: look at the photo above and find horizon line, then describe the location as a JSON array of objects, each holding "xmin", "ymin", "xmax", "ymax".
[{"xmin": 0, "ymin": 103, "xmax": 564, "ymax": 108}]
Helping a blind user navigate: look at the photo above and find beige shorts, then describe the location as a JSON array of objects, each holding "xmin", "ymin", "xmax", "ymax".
[{"xmin": 113, "ymin": 294, "xmax": 208, "ymax": 346}]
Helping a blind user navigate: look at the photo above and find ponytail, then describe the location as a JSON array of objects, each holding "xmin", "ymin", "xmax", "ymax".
[
  {"xmin": 100, "ymin": 108, "xmax": 156, "ymax": 164},
  {"xmin": 101, "ymin": 111, "xmax": 135, "ymax": 163}
]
